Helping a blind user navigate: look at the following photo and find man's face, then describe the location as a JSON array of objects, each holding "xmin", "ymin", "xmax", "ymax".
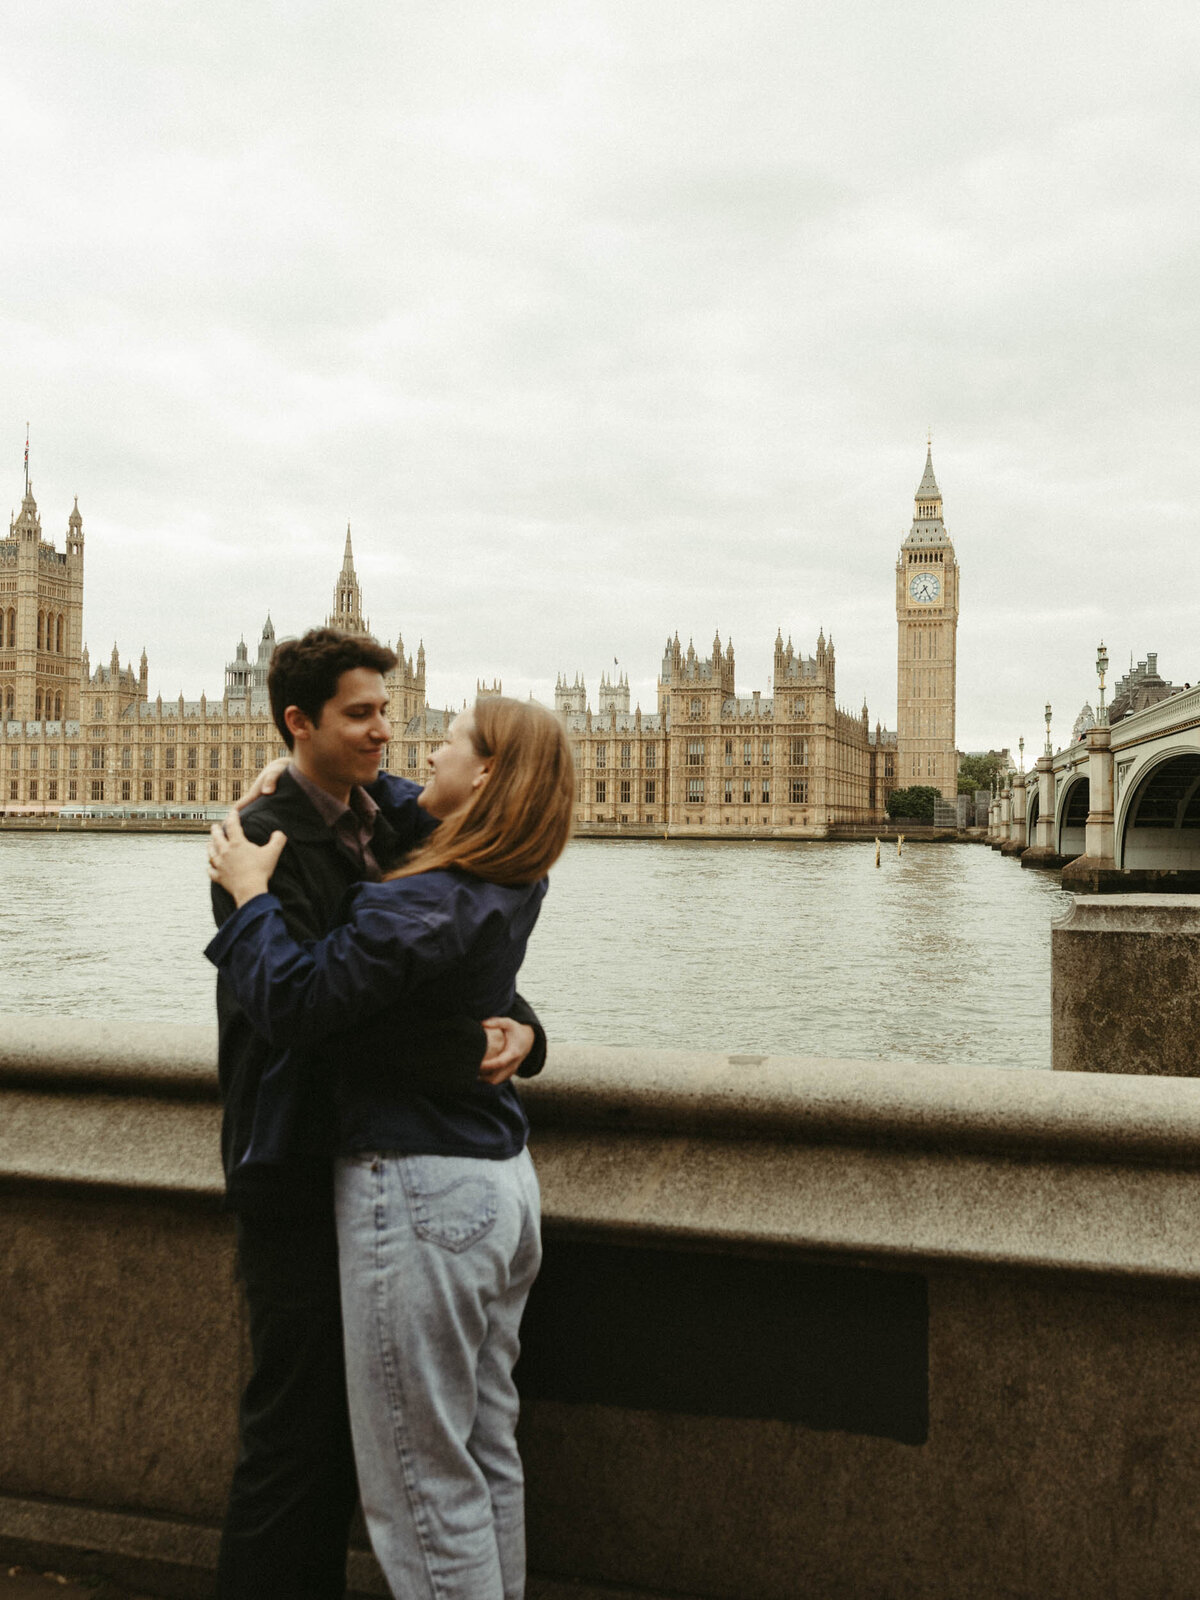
[{"xmin": 289, "ymin": 668, "xmax": 390, "ymax": 795}]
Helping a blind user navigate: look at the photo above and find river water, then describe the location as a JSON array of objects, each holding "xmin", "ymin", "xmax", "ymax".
[{"xmin": 0, "ymin": 834, "xmax": 1067, "ymax": 1070}]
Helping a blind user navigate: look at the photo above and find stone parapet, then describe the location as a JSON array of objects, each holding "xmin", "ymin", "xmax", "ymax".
[
  {"xmin": 1052, "ymin": 894, "xmax": 1200, "ymax": 1076},
  {"xmin": 7, "ymin": 1023, "xmax": 1200, "ymax": 1598}
]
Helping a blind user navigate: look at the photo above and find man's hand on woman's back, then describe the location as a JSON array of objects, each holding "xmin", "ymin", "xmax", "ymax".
[{"xmin": 479, "ymin": 1019, "xmax": 535, "ymax": 1085}]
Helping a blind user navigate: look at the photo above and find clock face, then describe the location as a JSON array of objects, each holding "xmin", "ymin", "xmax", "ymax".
[{"xmin": 909, "ymin": 571, "xmax": 941, "ymax": 604}]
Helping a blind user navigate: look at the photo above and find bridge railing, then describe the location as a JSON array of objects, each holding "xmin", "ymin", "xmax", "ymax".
[{"xmin": 1109, "ymin": 681, "xmax": 1200, "ymax": 748}]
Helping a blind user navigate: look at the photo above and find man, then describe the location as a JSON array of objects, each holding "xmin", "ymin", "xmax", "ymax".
[{"xmin": 212, "ymin": 628, "xmax": 544, "ymax": 1600}]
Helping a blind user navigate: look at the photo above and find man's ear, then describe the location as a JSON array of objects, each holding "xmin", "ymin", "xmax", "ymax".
[{"xmin": 284, "ymin": 705, "xmax": 313, "ymax": 744}]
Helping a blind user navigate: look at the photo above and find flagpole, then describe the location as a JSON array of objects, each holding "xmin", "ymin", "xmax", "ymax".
[{"xmin": 24, "ymin": 422, "xmax": 29, "ymax": 497}]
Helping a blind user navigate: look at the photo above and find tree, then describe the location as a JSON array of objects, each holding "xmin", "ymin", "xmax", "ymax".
[
  {"xmin": 886, "ymin": 785, "xmax": 940, "ymax": 820},
  {"xmin": 957, "ymin": 752, "xmax": 1008, "ymax": 795}
]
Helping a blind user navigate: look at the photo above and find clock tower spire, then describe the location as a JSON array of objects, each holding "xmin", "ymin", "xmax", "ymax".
[{"xmin": 896, "ymin": 443, "xmax": 959, "ymax": 803}]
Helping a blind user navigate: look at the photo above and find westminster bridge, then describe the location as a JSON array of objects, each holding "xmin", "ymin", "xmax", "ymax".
[{"xmin": 986, "ymin": 680, "xmax": 1200, "ymax": 890}]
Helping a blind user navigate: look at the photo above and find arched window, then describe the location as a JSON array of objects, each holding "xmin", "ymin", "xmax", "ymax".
[
  {"xmin": 56, "ymin": 615, "xmax": 64, "ymax": 653},
  {"xmin": 54, "ymin": 692, "xmax": 62, "ymax": 719},
  {"xmin": 2, "ymin": 686, "xmax": 11, "ymax": 717},
  {"xmin": 35, "ymin": 689, "xmax": 43, "ymax": 719},
  {"xmin": 5, "ymin": 609, "xmax": 14, "ymax": 648},
  {"xmin": 37, "ymin": 612, "xmax": 44, "ymax": 651}
]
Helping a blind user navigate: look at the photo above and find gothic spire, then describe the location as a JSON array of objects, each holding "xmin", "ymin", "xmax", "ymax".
[
  {"xmin": 916, "ymin": 441, "xmax": 940, "ymax": 503},
  {"xmin": 328, "ymin": 525, "xmax": 368, "ymax": 635}
]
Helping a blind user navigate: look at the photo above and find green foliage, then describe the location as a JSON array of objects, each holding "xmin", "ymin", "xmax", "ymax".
[
  {"xmin": 957, "ymin": 753, "xmax": 1007, "ymax": 795},
  {"xmin": 886, "ymin": 785, "xmax": 940, "ymax": 820}
]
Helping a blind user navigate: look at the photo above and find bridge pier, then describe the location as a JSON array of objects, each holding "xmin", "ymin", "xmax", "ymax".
[
  {"xmin": 1052, "ymin": 894, "xmax": 1200, "ymax": 1075},
  {"xmin": 1022, "ymin": 754, "xmax": 1066, "ymax": 868},
  {"xmin": 999, "ymin": 773, "xmax": 1027, "ymax": 856},
  {"xmin": 990, "ymin": 789, "xmax": 1010, "ymax": 850},
  {"xmin": 1061, "ymin": 726, "xmax": 1117, "ymax": 890}
]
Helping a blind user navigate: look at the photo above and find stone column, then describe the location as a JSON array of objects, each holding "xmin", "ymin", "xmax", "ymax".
[
  {"xmin": 1002, "ymin": 787, "xmax": 1014, "ymax": 843},
  {"xmin": 1052, "ymin": 895, "xmax": 1200, "ymax": 1074},
  {"xmin": 1085, "ymin": 725, "xmax": 1114, "ymax": 861},
  {"xmin": 1001, "ymin": 773, "xmax": 1028, "ymax": 856},
  {"xmin": 1037, "ymin": 757, "xmax": 1055, "ymax": 850},
  {"xmin": 1022, "ymin": 754, "xmax": 1065, "ymax": 868},
  {"xmin": 1061, "ymin": 725, "xmax": 1117, "ymax": 890}
]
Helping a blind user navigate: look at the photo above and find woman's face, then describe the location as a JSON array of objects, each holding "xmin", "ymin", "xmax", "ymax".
[{"xmin": 419, "ymin": 709, "xmax": 490, "ymax": 819}]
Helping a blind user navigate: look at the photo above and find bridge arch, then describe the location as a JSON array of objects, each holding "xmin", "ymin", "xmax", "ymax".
[
  {"xmin": 1026, "ymin": 790, "xmax": 1040, "ymax": 847},
  {"xmin": 1056, "ymin": 774, "xmax": 1089, "ymax": 860},
  {"xmin": 1117, "ymin": 748, "xmax": 1200, "ymax": 870}
]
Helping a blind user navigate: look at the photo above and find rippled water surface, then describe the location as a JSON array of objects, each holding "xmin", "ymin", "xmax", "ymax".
[{"xmin": 0, "ymin": 834, "xmax": 1067, "ymax": 1069}]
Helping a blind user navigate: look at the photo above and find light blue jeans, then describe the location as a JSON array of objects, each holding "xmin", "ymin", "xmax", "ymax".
[{"xmin": 335, "ymin": 1148, "xmax": 542, "ymax": 1600}]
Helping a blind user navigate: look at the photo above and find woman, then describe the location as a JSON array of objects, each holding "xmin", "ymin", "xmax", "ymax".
[{"xmin": 206, "ymin": 696, "xmax": 573, "ymax": 1600}]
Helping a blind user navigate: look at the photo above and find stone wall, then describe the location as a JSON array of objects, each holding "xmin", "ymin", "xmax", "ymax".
[{"xmin": 4, "ymin": 1022, "xmax": 1200, "ymax": 1599}]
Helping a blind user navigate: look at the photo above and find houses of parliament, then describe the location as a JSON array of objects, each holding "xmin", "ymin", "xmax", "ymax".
[{"xmin": 0, "ymin": 447, "xmax": 960, "ymax": 830}]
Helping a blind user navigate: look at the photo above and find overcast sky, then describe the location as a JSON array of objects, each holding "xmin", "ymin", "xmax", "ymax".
[{"xmin": 4, "ymin": 2, "xmax": 1198, "ymax": 755}]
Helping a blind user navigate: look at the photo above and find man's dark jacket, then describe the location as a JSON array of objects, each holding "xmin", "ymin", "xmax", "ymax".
[{"xmin": 212, "ymin": 769, "xmax": 546, "ymax": 1217}]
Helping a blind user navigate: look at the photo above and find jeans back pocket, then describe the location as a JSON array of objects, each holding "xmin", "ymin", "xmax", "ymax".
[{"xmin": 400, "ymin": 1155, "xmax": 498, "ymax": 1252}]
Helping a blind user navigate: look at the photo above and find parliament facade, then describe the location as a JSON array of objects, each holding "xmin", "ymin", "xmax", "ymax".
[{"xmin": 0, "ymin": 448, "xmax": 960, "ymax": 832}]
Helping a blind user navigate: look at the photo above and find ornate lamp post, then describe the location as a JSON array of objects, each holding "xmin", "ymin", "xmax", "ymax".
[
  {"xmin": 1096, "ymin": 641, "xmax": 1109, "ymax": 724},
  {"xmin": 1044, "ymin": 702, "xmax": 1052, "ymax": 756},
  {"xmin": 1018, "ymin": 736, "xmax": 1025, "ymax": 774}
]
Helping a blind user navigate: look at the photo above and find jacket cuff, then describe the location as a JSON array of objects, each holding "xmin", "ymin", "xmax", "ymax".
[
  {"xmin": 204, "ymin": 893, "xmax": 282, "ymax": 966},
  {"xmin": 510, "ymin": 992, "xmax": 548, "ymax": 1079}
]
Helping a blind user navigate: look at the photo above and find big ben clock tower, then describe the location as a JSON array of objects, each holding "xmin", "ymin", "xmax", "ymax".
[{"xmin": 896, "ymin": 444, "xmax": 959, "ymax": 802}]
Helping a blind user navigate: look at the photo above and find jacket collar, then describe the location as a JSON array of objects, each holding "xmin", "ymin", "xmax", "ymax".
[{"xmin": 247, "ymin": 768, "xmax": 401, "ymax": 864}]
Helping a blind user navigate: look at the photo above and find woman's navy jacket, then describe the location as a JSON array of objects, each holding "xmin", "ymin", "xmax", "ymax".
[{"xmin": 207, "ymin": 867, "xmax": 549, "ymax": 1161}]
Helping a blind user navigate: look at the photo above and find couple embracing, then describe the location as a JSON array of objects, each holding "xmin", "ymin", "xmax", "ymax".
[{"xmin": 206, "ymin": 628, "xmax": 572, "ymax": 1600}]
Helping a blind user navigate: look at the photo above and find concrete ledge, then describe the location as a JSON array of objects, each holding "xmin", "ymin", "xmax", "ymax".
[
  {"xmin": 11, "ymin": 1023, "xmax": 1200, "ymax": 1597},
  {"xmin": 0, "ymin": 1020, "xmax": 217, "ymax": 1099},
  {"xmin": 521, "ymin": 1043, "xmax": 1200, "ymax": 1170},
  {"xmin": 11, "ymin": 1019, "xmax": 1200, "ymax": 1171}
]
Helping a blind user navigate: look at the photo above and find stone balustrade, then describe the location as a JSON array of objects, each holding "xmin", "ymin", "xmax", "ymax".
[{"xmin": 5, "ymin": 1018, "xmax": 1200, "ymax": 1598}]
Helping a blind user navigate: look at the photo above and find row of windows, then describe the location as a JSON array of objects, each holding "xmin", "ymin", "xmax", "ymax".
[
  {"xmin": 581, "ymin": 742, "xmax": 660, "ymax": 770},
  {"xmin": 6, "ymin": 777, "xmax": 246, "ymax": 805},
  {"xmin": 0, "ymin": 607, "xmax": 69, "ymax": 653},
  {"xmin": 2, "ymin": 688, "xmax": 68, "ymax": 718},
  {"xmin": 0, "ymin": 687, "xmax": 65, "ymax": 719},
  {"xmin": 689, "ymin": 697, "xmax": 810, "ymax": 719},
  {"xmin": 618, "ymin": 778, "xmax": 811, "ymax": 805},
  {"xmin": 679, "ymin": 738, "xmax": 814, "ymax": 767},
  {"xmin": 909, "ymin": 669, "xmax": 941, "ymax": 699},
  {"xmin": 910, "ymin": 629, "xmax": 941, "ymax": 660},
  {"xmin": 593, "ymin": 780, "xmax": 657, "ymax": 806},
  {"xmin": 4, "ymin": 744, "xmax": 277, "ymax": 772},
  {"xmin": 83, "ymin": 702, "xmax": 275, "ymax": 739}
]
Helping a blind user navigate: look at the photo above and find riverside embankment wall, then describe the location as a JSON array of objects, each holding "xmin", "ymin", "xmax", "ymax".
[{"xmin": 3, "ymin": 1019, "xmax": 1200, "ymax": 1600}]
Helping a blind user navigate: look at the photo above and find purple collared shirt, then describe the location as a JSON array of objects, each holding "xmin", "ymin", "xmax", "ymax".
[{"xmin": 288, "ymin": 763, "xmax": 384, "ymax": 881}]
